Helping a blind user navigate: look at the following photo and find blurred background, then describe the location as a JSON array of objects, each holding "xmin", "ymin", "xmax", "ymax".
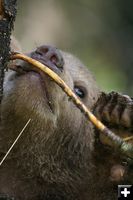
[{"xmin": 14, "ymin": 0, "xmax": 133, "ymax": 95}]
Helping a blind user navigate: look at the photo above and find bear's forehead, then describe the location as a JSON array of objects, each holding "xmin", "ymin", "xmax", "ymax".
[{"xmin": 61, "ymin": 51, "xmax": 96, "ymax": 87}]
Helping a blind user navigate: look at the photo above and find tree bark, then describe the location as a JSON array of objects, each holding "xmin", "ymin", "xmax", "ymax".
[{"xmin": 0, "ymin": 0, "xmax": 17, "ymax": 104}]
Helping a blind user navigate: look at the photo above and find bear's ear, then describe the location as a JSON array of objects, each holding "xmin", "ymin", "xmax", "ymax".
[{"xmin": 10, "ymin": 36, "xmax": 22, "ymax": 53}]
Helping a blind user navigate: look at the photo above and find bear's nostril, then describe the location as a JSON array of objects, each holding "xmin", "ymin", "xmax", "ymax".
[
  {"xmin": 33, "ymin": 45, "xmax": 64, "ymax": 71},
  {"xmin": 50, "ymin": 54, "xmax": 58, "ymax": 65},
  {"xmin": 35, "ymin": 47, "xmax": 48, "ymax": 56},
  {"xmin": 41, "ymin": 47, "xmax": 48, "ymax": 54},
  {"xmin": 35, "ymin": 50, "xmax": 43, "ymax": 57}
]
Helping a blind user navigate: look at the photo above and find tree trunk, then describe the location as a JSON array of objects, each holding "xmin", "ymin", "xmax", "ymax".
[{"xmin": 0, "ymin": 0, "xmax": 18, "ymax": 104}]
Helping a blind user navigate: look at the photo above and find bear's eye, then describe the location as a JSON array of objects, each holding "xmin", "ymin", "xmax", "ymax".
[{"xmin": 74, "ymin": 86, "xmax": 86, "ymax": 98}]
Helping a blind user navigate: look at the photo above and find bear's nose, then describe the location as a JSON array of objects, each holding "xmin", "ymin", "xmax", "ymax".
[{"xmin": 34, "ymin": 45, "xmax": 64, "ymax": 71}]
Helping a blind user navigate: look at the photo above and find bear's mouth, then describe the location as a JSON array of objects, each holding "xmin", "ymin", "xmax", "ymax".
[
  {"xmin": 9, "ymin": 53, "xmax": 60, "ymax": 114},
  {"xmin": 9, "ymin": 46, "xmax": 64, "ymax": 114},
  {"xmin": 32, "ymin": 71, "xmax": 55, "ymax": 113},
  {"xmin": 10, "ymin": 50, "xmax": 62, "ymax": 76}
]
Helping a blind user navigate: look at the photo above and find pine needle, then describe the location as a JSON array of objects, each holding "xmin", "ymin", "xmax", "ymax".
[{"xmin": 0, "ymin": 119, "xmax": 31, "ymax": 166}]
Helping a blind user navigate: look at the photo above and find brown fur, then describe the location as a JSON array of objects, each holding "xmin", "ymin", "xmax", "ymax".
[{"xmin": 0, "ymin": 46, "xmax": 125, "ymax": 200}]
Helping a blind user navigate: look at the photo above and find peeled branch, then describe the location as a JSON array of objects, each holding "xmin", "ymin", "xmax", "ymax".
[{"xmin": 10, "ymin": 52, "xmax": 133, "ymax": 164}]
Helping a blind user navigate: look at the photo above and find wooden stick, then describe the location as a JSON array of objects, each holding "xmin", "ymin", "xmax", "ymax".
[{"xmin": 10, "ymin": 53, "xmax": 133, "ymax": 162}]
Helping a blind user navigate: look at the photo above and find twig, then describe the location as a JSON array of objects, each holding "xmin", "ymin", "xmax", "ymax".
[
  {"xmin": 0, "ymin": 118, "xmax": 31, "ymax": 166},
  {"xmin": 10, "ymin": 53, "xmax": 133, "ymax": 162},
  {"xmin": 124, "ymin": 136, "xmax": 133, "ymax": 142}
]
